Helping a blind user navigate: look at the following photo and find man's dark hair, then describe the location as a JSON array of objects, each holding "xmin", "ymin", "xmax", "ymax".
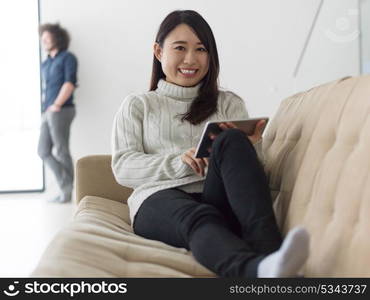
[
  {"xmin": 39, "ymin": 23, "xmax": 70, "ymax": 51},
  {"xmin": 150, "ymin": 10, "xmax": 220, "ymax": 125}
]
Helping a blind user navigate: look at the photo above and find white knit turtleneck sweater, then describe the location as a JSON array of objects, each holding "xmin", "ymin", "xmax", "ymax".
[{"xmin": 111, "ymin": 79, "xmax": 264, "ymax": 228}]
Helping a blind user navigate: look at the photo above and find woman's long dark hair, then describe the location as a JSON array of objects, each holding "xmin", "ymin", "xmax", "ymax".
[{"xmin": 150, "ymin": 10, "xmax": 219, "ymax": 125}]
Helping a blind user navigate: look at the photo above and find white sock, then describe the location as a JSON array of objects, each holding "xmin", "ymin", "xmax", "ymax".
[{"xmin": 257, "ymin": 226, "xmax": 310, "ymax": 278}]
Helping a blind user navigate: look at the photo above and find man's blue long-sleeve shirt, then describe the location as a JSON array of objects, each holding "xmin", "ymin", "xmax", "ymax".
[{"xmin": 41, "ymin": 50, "xmax": 78, "ymax": 112}]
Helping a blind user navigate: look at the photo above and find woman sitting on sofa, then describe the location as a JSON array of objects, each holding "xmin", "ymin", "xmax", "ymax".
[{"xmin": 111, "ymin": 9, "xmax": 310, "ymax": 277}]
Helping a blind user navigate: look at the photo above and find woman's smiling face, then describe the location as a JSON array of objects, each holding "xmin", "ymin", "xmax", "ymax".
[{"xmin": 154, "ymin": 23, "xmax": 209, "ymax": 87}]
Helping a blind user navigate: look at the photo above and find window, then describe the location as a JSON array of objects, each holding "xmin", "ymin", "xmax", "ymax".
[{"xmin": 0, "ymin": 0, "xmax": 43, "ymax": 192}]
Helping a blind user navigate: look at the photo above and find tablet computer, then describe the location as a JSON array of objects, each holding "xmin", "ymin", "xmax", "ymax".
[{"xmin": 194, "ymin": 117, "xmax": 269, "ymax": 158}]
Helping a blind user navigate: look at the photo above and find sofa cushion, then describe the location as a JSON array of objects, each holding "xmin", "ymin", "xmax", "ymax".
[
  {"xmin": 31, "ymin": 196, "xmax": 216, "ymax": 277},
  {"xmin": 264, "ymin": 75, "xmax": 370, "ymax": 276}
]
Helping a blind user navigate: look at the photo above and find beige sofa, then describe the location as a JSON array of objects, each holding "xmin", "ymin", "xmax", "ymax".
[{"xmin": 31, "ymin": 75, "xmax": 370, "ymax": 277}]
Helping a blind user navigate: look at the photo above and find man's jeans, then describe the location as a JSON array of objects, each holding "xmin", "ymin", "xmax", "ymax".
[
  {"xmin": 37, "ymin": 106, "xmax": 76, "ymax": 198},
  {"xmin": 133, "ymin": 128, "xmax": 282, "ymax": 278}
]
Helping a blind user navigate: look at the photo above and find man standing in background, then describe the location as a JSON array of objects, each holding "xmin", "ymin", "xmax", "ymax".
[{"xmin": 38, "ymin": 23, "xmax": 78, "ymax": 203}]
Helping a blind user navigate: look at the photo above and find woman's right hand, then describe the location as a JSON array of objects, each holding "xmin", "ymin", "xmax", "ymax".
[{"xmin": 181, "ymin": 147, "xmax": 209, "ymax": 177}]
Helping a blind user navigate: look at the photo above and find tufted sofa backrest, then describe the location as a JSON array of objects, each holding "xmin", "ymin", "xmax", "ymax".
[{"xmin": 263, "ymin": 75, "xmax": 370, "ymax": 277}]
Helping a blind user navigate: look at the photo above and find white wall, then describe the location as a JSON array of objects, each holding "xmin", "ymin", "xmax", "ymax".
[
  {"xmin": 361, "ymin": 0, "xmax": 370, "ymax": 73},
  {"xmin": 40, "ymin": 0, "xmax": 360, "ymax": 160}
]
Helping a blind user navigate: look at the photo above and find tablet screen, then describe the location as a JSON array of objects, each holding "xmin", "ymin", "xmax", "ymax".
[{"xmin": 194, "ymin": 117, "xmax": 269, "ymax": 158}]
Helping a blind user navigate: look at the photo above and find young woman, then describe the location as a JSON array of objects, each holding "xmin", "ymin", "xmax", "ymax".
[{"xmin": 111, "ymin": 10, "xmax": 309, "ymax": 277}]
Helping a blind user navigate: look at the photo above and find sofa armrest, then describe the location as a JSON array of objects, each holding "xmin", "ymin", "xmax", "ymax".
[{"xmin": 75, "ymin": 155, "xmax": 133, "ymax": 205}]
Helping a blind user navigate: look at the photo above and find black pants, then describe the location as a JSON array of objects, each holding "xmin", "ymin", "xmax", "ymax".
[{"xmin": 133, "ymin": 128, "xmax": 282, "ymax": 278}]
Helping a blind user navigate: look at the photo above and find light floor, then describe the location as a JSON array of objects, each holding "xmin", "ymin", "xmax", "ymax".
[{"xmin": 0, "ymin": 168, "xmax": 76, "ymax": 277}]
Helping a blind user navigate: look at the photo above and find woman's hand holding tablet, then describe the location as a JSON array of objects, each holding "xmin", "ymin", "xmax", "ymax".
[{"xmin": 194, "ymin": 117, "xmax": 269, "ymax": 158}]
